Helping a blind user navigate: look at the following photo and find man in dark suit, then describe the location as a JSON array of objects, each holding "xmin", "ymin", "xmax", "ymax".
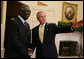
[
  {"xmin": 4, "ymin": 4, "xmax": 31, "ymax": 58},
  {"xmin": 29, "ymin": 11, "xmax": 83, "ymax": 58}
]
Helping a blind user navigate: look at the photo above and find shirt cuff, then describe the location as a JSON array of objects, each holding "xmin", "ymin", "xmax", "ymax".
[{"xmin": 71, "ymin": 26, "xmax": 74, "ymax": 30}]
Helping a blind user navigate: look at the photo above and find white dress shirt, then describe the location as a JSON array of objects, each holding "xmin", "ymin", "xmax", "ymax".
[{"xmin": 18, "ymin": 15, "xmax": 26, "ymax": 25}]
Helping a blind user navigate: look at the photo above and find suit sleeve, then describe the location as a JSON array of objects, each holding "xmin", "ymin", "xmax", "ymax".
[
  {"xmin": 30, "ymin": 29, "xmax": 36, "ymax": 52},
  {"xmin": 6, "ymin": 21, "xmax": 28, "ymax": 57},
  {"xmin": 53, "ymin": 24, "xmax": 75, "ymax": 34}
]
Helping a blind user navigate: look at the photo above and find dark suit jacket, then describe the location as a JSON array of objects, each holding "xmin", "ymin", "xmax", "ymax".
[
  {"xmin": 31, "ymin": 23, "xmax": 74, "ymax": 58},
  {"xmin": 4, "ymin": 17, "xmax": 31, "ymax": 58}
]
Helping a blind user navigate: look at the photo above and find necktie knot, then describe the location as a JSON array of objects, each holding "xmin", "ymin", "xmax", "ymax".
[
  {"xmin": 40, "ymin": 25, "xmax": 44, "ymax": 28},
  {"xmin": 24, "ymin": 22, "xmax": 27, "ymax": 25}
]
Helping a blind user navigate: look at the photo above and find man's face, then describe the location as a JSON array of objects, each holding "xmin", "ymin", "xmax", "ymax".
[
  {"xmin": 20, "ymin": 6, "xmax": 31, "ymax": 20},
  {"xmin": 37, "ymin": 12, "xmax": 46, "ymax": 25},
  {"xmin": 67, "ymin": 9, "xmax": 72, "ymax": 14}
]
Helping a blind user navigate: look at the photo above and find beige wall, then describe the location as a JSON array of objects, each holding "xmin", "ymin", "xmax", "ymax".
[
  {"xmin": 19, "ymin": 1, "xmax": 83, "ymax": 29},
  {"xmin": 1, "ymin": 1, "xmax": 83, "ymax": 58}
]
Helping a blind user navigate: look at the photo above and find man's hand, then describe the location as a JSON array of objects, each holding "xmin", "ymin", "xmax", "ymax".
[
  {"xmin": 72, "ymin": 20, "xmax": 83, "ymax": 29},
  {"xmin": 28, "ymin": 48, "xmax": 33, "ymax": 56}
]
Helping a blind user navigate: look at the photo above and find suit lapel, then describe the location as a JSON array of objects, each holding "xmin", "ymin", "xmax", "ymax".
[
  {"xmin": 37, "ymin": 25, "xmax": 41, "ymax": 42},
  {"xmin": 17, "ymin": 17, "xmax": 28, "ymax": 34},
  {"xmin": 44, "ymin": 23, "xmax": 48, "ymax": 32},
  {"xmin": 37, "ymin": 23, "xmax": 49, "ymax": 44},
  {"xmin": 44, "ymin": 23, "xmax": 49, "ymax": 44}
]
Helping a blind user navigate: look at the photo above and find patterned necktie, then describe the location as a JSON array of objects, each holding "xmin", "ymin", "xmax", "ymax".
[
  {"xmin": 24, "ymin": 22, "xmax": 28, "ymax": 31},
  {"xmin": 39, "ymin": 25, "xmax": 44, "ymax": 43}
]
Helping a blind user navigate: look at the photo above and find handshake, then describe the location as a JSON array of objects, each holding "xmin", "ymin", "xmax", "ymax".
[{"xmin": 28, "ymin": 48, "xmax": 33, "ymax": 56}]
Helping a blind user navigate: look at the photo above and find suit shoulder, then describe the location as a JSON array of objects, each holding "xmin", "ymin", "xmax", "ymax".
[
  {"xmin": 32, "ymin": 25, "xmax": 39, "ymax": 30},
  {"xmin": 48, "ymin": 23, "xmax": 57, "ymax": 27},
  {"xmin": 11, "ymin": 17, "xmax": 19, "ymax": 25},
  {"xmin": 48, "ymin": 23, "xmax": 56, "ymax": 25}
]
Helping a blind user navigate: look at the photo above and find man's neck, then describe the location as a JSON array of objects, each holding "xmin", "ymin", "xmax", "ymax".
[{"xmin": 40, "ymin": 22, "xmax": 46, "ymax": 27}]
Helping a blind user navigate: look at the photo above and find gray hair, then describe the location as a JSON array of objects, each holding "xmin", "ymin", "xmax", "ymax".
[
  {"xmin": 36, "ymin": 11, "xmax": 46, "ymax": 18},
  {"xmin": 19, "ymin": 4, "xmax": 30, "ymax": 11}
]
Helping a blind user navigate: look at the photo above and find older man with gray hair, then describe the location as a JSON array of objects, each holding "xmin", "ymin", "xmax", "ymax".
[{"xmin": 29, "ymin": 11, "xmax": 83, "ymax": 58}]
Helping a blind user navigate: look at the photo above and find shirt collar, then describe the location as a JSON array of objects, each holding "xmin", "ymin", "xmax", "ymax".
[
  {"xmin": 40, "ymin": 23, "xmax": 46, "ymax": 27},
  {"xmin": 18, "ymin": 15, "xmax": 26, "ymax": 24}
]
